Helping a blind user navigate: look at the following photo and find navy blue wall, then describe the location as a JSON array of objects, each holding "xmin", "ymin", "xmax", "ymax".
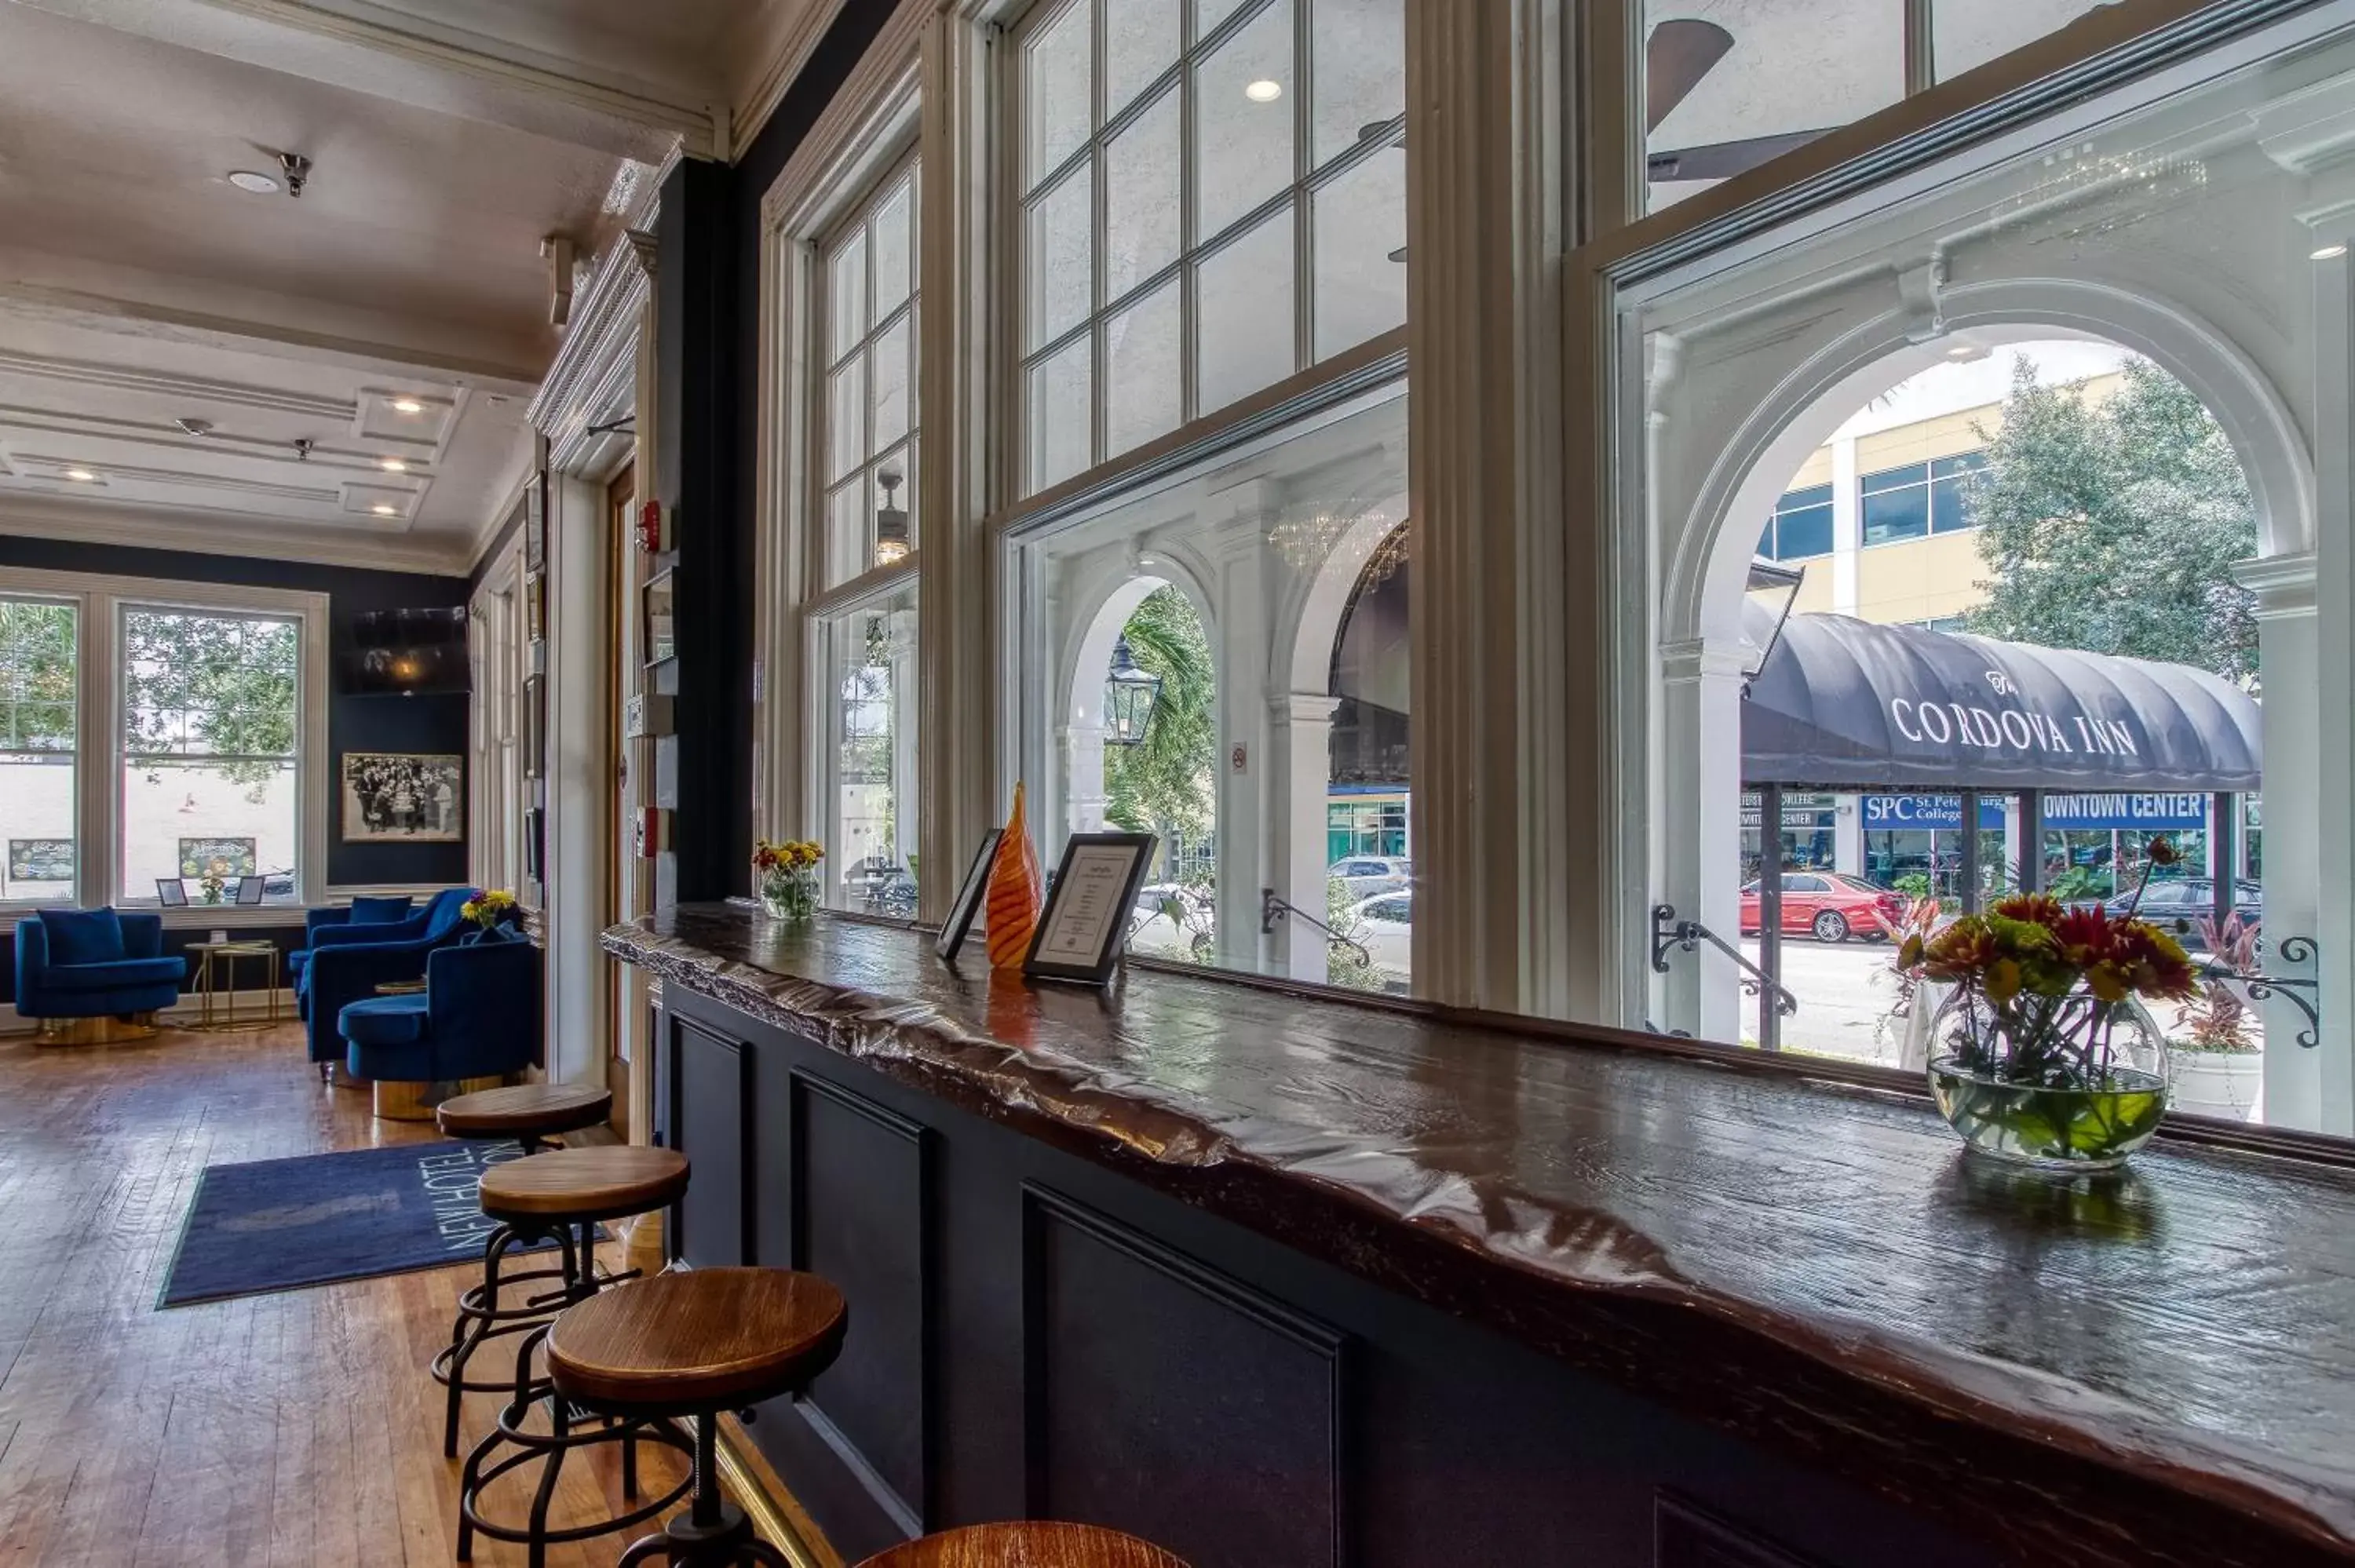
[{"xmin": 0, "ymin": 535, "xmax": 473, "ymax": 888}]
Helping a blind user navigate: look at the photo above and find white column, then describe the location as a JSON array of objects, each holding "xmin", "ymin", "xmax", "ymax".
[
  {"xmin": 1062, "ymin": 724, "xmax": 1108, "ymax": 835},
  {"xmin": 1203, "ymin": 509, "xmax": 1272, "ymax": 972},
  {"xmin": 1834, "ymin": 794, "xmax": 1862, "ymax": 877},
  {"xmin": 2240, "ymin": 556, "xmax": 2326, "ymax": 1129},
  {"xmin": 544, "ymin": 470, "xmax": 609, "ymax": 1088},
  {"xmin": 1270, "ymin": 693, "xmax": 1338, "ymax": 983},
  {"xmin": 1656, "ymin": 636, "xmax": 1747, "ymax": 1042},
  {"xmin": 1830, "ymin": 435, "xmax": 1861, "ymax": 616}
]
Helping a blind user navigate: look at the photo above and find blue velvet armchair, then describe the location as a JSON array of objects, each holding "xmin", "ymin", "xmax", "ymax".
[
  {"xmin": 337, "ymin": 933, "xmax": 541, "ymax": 1086},
  {"xmin": 298, "ymin": 888, "xmax": 476, "ymax": 1070},
  {"xmin": 15, "ymin": 910, "xmax": 186, "ymax": 1032},
  {"xmin": 285, "ymin": 895, "xmax": 418, "ymax": 988}
]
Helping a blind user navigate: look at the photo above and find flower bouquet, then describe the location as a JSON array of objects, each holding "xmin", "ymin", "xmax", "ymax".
[
  {"xmin": 459, "ymin": 888, "xmax": 520, "ymax": 943},
  {"xmin": 753, "ymin": 839, "xmax": 823, "ymax": 921},
  {"xmin": 1901, "ymin": 840, "xmax": 2196, "ymax": 1169}
]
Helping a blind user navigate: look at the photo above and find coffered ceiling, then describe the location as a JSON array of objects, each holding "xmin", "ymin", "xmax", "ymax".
[{"xmin": 0, "ymin": 0, "xmax": 828, "ymax": 573}]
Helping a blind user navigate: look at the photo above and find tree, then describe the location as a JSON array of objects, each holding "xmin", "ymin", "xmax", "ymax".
[
  {"xmin": 1964, "ymin": 355, "xmax": 2260, "ymax": 684},
  {"xmin": 1103, "ymin": 586, "xmax": 1217, "ymax": 866},
  {"xmin": 120, "ymin": 611, "xmax": 298, "ymax": 789},
  {"xmin": 0, "ymin": 600, "xmax": 77, "ymax": 753}
]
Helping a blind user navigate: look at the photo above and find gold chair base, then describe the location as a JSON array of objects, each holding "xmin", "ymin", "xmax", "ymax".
[
  {"xmin": 374, "ymin": 1074, "xmax": 506, "ymax": 1121},
  {"xmin": 36, "ymin": 1012, "xmax": 162, "ymax": 1046}
]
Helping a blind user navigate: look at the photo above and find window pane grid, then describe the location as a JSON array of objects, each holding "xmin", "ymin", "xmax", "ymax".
[
  {"xmin": 1020, "ymin": 0, "xmax": 1404, "ymax": 490},
  {"xmin": 0, "ymin": 596, "xmax": 78, "ymax": 904},
  {"xmin": 816, "ymin": 161, "xmax": 921, "ymax": 585}
]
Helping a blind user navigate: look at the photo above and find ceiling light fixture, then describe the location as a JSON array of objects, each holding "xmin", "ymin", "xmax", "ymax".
[
  {"xmin": 227, "ymin": 170, "xmax": 280, "ymax": 195},
  {"xmin": 2315, "ymin": 242, "xmax": 2349, "ymax": 261},
  {"xmin": 380, "ymin": 458, "xmax": 408, "ymax": 473},
  {"xmin": 1245, "ymin": 78, "xmax": 1283, "ymax": 103},
  {"xmin": 371, "ymin": 503, "xmax": 399, "ymax": 516},
  {"xmin": 63, "ymin": 468, "xmax": 97, "ymax": 482},
  {"xmin": 389, "ymin": 397, "xmax": 425, "ymax": 414}
]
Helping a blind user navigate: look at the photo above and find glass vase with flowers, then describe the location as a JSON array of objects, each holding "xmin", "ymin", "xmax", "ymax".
[
  {"xmin": 1903, "ymin": 837, "xmax": 2197, "ymax": 1169},
  {"xmin": 753, "ymin": 839, "xmax": 824, "ymax": 922}
]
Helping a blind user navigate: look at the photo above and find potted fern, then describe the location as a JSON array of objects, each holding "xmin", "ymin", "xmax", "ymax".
[{"xmin": 2166, "ymin": 912, "xmax": 2263, "ymax": 1122}]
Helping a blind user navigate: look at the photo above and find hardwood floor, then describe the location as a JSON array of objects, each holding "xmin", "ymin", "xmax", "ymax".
[{"xmin": 0, "ymin": 1024, "xmax": 690, "ymax": 1566}]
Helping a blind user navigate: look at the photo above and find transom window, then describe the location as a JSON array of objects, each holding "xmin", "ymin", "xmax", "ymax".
[
  {"xmin": 1860, "ymin": 452, "xmax": 1985, "ymax": 546},
  {"xmin": 1017, "ymin": 0, "xmax": 1407, "ymax": 493},
  {"xmin": 1758, "ymin": 483, "xmax": 1834, "ymax": 560},
  {"xmin": 820, "ymin": 157, "xmax": 921, "ymax": 587}
]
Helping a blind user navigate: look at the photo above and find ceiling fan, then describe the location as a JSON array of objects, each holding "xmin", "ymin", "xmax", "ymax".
[{"xmin": 1645, "ymin": 18, "xmax": 1832, "ymax": 184}]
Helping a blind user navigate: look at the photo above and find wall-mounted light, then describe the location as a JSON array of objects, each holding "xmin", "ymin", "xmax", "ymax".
[{"xmin": 874, "ymin": 467, "xmax": 911, "ymax": 567}]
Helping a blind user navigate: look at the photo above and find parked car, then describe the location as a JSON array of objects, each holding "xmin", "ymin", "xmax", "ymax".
[
  {"xmin": 1128, "ymin": 883, "xmax": 1215, "ymax": 961},
  {"xmin": 1329, "ymin": 856, "xmax": 1411, "ymax": 899},
  {"xmin": 1341, "ymin": 891, "xmax": 1412, "ymax": 986},
  {"xmin": 1739, "ymin": 872, "xmax": 1904, "ymax": 943},
  {"xmin": 2079, "ymin": 877, "xmax": 2262, "ymax": 951}
]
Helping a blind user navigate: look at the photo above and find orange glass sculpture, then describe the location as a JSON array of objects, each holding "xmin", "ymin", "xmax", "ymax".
[{"xmin": 986, "ymin": 782, "xmax": 1045, "ymax": 969}]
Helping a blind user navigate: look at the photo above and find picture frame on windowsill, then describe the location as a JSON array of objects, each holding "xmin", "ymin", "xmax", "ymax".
[
  {"xmin": 935, "ymin": 830, "xmax": 1005, "ymax": 963},
  {"xmin": 1023, "ymin": 832, "xmax": 1158, "ymax": 986}
]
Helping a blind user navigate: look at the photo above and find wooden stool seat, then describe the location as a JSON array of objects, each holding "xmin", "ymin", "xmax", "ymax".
[
  {"xmin": 856, "ymin": 1522, "xmax": 1192, "ymax": 1568},
  {"xmin": 478, "ymin": 1146, "xmax": 689, "ymax": 1226},
  {"xmin": 546, "ymin": 1267, "xmax": 847, "ymax": 1413},
  {"xmin": 436, "ymin": 1081, "xmax": 612, "ymax": 1145}
]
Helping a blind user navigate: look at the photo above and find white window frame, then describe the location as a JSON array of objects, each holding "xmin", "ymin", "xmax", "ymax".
[
  {"xmin": 0, "ymin": 565, "xmax": 329, "ymax": 928},
  {"xmin": 470, "ymin": 527, "xmax": 528, "ymax": 899},
  {"xmin": 753, "ymin": 0, "xmax": 929, "ymax": 849},
  {"xmin": 816, "ymin": 151, "xmax": 925, "ymax": 589},
  {"xmin": 805, "ymin": 582, "xmax": 922, "ymax": 912},
  {"xmin": 1006, "ymin": 0, "xmax": 1408, "ymax": 496}
]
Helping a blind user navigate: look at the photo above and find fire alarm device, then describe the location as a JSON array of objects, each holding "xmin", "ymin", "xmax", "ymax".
[
  {"xmin": 634, "ymin": 807, "xmax": 670, "ymax": 859},
  {"xmin": 636, "ymin": 498, "xmax": 671, "ymax": 554}
]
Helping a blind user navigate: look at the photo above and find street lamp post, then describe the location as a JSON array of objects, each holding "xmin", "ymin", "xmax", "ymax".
[{"xmin": 1104, "ymin": 635, "xmax": 1162, "ymax": 746}]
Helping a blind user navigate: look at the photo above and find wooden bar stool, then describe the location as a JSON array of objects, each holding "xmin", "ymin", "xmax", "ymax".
[
  {"xmin": 455, "ymin": 1147, "xmax": 697, "ymax": 1566},
  {"xmin": 856, "ymin": 1522, "xmax": 1192, "ymax": 1567},
  {"xmin": 544, "ymin": 1267, "xmax": 849, "ymax": 1566},
  {"xmin": 431, "ymin": 1083, "xmax": 618, "ymax": 1455}
]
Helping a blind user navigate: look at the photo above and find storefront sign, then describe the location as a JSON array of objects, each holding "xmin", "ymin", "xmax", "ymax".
[
  {"xmin": 1860, "ymin": 793, "xmax": 2208, "ymax": 832},
  {"xmin": 1740, "ymin": 793, "xmax": 1835, "ymax": 831}
]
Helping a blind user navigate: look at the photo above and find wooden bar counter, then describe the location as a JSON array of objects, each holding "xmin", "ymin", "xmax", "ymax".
[{"xmin": 605, "ymin": 904, "xmax": 2355, "ymax": 1568}]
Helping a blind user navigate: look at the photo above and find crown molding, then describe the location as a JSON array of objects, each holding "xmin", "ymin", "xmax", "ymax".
[
  {"xmin": 528, "ymin": 228, "xmax": 655, "ymax": 467},
  {"xmin": 0, "ymin": 493, "xmax": 472, "ymax": 576},
  {"xmin": 730, "ymin": 0, "xmax": 854, "ymax": 161}
]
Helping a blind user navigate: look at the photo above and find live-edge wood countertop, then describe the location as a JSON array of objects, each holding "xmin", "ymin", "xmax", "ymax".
[{"xmin": 608, "ymin": 904, "xmax": 2355, "ymax": 1568}]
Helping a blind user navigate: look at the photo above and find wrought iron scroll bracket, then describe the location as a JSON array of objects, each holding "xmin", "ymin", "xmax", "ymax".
[
  {"xmin": 2225, "ymin": 934, "xmax": 2320, "ymax": 1051},
  {"xmin": 1650, "ymin": 904, "xmax": 1798, "ymax": 1018},
  {"xmin": 1261, "ymin": 888, "xmax": 1374, "ymax": 968}
]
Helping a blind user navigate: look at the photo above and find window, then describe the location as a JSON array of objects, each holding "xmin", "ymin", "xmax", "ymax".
[
  {"xmin": 819, "ymin": 159, "xmax": 920, "ymax": 586},
  {"xmin": 0, "ymin": 597, "xmax": 78, "ymax": 906},
  {"xmin": 813, "ymin": 585, "xmax": 918, "ymax": 913},
  {"xmin": 119, "ymin": 607, "xmax": 301, "ymax": 905},
  {"xmin": 1759, "ymin": 483, "xmax": 1834, "ymax": 560},
  {"xmin": 1017, "ymin": 0, "xmax": 1407, "ymax": 493},
  {"xmin": 1860, "ymin": 453, "xmax": 1984, "ymax": 545},
  {"xmin": 0, "ymin": 570, "xmax": 324, "ymax": 917}
]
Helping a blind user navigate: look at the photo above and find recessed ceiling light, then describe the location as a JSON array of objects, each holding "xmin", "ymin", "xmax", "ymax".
[
  {"xmin": 227, "ymin": 170, "xmax": 280, "ymax": 195},
  {"xmin": 371, "ymin": 503, "xmax": 399, "ymax": 516},
  {"xmin": 2315, "ymin": 242, "xmax": 2349, "ymax": 261},
  {"xmin": 380, "ymin": 458, "xmax": 408, "ymax": 472},
  {"xmin": 63, "ymin": 468, "xmax": 96, "ymax": 482},
  {"xmin": 389, "ymin": 397, "xmax": 425, "ymax": 414},
  {"xmin": 1244, "ymin": 78, "xmax": 1283, "ymax": 103}
]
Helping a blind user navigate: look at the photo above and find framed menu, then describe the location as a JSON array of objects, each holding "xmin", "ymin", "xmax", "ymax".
[
  {"xmin": 1024, "ymin": 832, "xmax": 1158, "ymax": 985},
  {"xmin": 935, "ymin": 830, "xmax": 1004, "ymax": 963}
]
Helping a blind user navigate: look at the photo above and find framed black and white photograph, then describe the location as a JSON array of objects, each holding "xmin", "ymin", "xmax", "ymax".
[
  {"xmin": 340, "ymin": 752, "xmax": 464, "ymax": 843},
  {"xmin": 935, "ymin": 830, "xmax": 1005, "ymax": 963},
  {"xmin": 1024, "ymin": 831, "xmax": 1158, "ymax": 986}
]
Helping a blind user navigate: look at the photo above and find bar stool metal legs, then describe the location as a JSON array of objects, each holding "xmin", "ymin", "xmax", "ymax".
[
  {"xmin": 433, "ymin": 1216, "xmax": 598, "ymax": 1458},
  {"xmin": 613, "ymin": 1413, "xmax": 789, "ymax": 1567}
]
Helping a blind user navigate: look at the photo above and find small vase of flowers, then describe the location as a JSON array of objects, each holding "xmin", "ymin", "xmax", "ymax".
[
  {"xmin": 199, "ymin": 859, "xmax": 231, "ymax": 904},
  {"xmin": 459, "ymin": 888, "xmax": 520, "ymax": 943},
  {"xmin": 753, "ymin": 839, "xmax": 823, "ymax": 922},
  {"xmin": 1903, "ymin": 838, "xmax": 2196, "ymax": 1170}
]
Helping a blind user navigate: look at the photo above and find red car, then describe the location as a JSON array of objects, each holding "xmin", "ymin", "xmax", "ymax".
[{"xmin": 1740, "ymin": 873, "xmax": 1904, "ymax": 943}]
